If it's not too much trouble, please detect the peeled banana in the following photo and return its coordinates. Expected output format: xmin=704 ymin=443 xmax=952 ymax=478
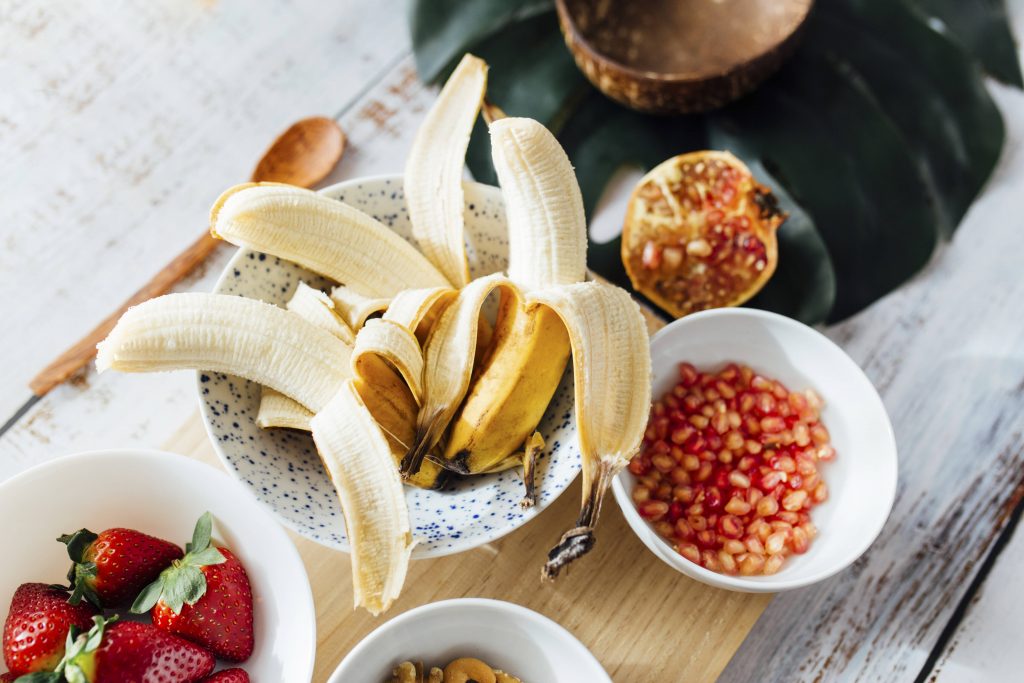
xmin=98 ymin=53 xmax=652 ymax=613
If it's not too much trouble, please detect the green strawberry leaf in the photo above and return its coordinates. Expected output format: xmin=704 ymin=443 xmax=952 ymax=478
xmin=14 ymin=673 xmax=63 ymax=683
xmin=410 ymin=0 xmax=554 ymax=83
xmin=131 ymin=577 xmax=164 ymax=614
xmin=189 ymin=512 xmax=214 ymax=554
xmin=63 ymin=667 xmax=86 ymax=683
xmin=908 ymin=0 xmax=1023 ymax=87
xmin=57 ymin=530 xmax=97 ymax=564
xmin=187 ymin=547 xmax=226 ymax=567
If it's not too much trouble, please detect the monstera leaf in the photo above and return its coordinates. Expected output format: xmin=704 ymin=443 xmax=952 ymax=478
xmin=410 ymin=0 xmax=1019 ymax=323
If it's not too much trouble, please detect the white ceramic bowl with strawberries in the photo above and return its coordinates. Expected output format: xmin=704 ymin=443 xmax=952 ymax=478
xmin=0 ymin=449 xmax=315 ymax=681
xmin=611 ymin=308 xmax=898 ymax=592
xmin=329 ymin=598 xmax=610 ymax=683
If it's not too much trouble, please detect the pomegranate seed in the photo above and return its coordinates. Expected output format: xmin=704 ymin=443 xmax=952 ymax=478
xmin=765 ymin=531 xmax=788 ymax=555
xmin=715 ymin=380 xmax=736 ymax=399
xmin=653 ymin=401 xmax=666 ymax=416
xmin=739 ymin=553 xmax=765 ymax=576
xmin=776 ymin=511 xmax=800 ymax=525
xmin=670 ymin=445 xmax=685 ymax=462
xmin=654 ymin=417 xmax=669 ymax=439
xmin=639 ymin=500 xmax=669 ymax=520
xmin=673 ymin=485 xmax=695 ymax=503
xmin=688 ymin=515 xmax=708 ymax=532
xmin=679 ymin=363 xmax=700 ymax=386
xmin=764 ymin=554 xmax=785 ymax=575
xmin=702 ymin=550 xmax=722 ymax=572
xmin=718 ymin=515 xmax=743 ymax=538
xmin=718 ymin=550 xmax=738 ymax=574
xmin=683 ymin=434 xmax=706 ymax=455
xmin=810 ymin=424 xmax=830 ymax=445
xmin=782 ymin=490 xmax=808 ymax=511
xmin=670 ymin=426 xmax=692 ymax=444
xmin=801 ymin=473 xmax=820 ymax=491
xmin=739 ymin=393 xmax=755 ymax=413
xmin=642 ymin=241 xmax=662 ymax=269
xmin=670 ymin=469 xmax=691 ymax=486
xmin=804 ymin=389 xmax=823 ymax=411
xmin=704 ymin=387 xmax=720 ymax=402
xmin=650 ymin=439 xmax=670 ymax=455
xmin=674 ymin=519 xmax=694 ymax=540
xmin=695 ymin=462 xmax=714 ymax=482
xmin=651 ymin=454 xmax=674 ymax=473
xmin=654 ymin=521 xmax=673 ymax=537
xmin=772 ymin=381 xmax=789 ymax=399
xmin=744 ymin=536 xmax=765 ymax=555
xmin=695 ymin=530 xmax=718 ymax=549
xmin=645 ymin=425 xmax=658 ymax=441
xmin=746 ymin=488 xmax=763 ymax=506
xmin=788 ymin=392 xmax=807 ymax=412
xmin=728 ymin=471 xmax=751 ymax=488
xmin=756 ymin=495 xmax=779 ymax=517
xmin=724 ymin=498 xmax=752 ymax=516
xmin=796 ymin=456 xmax=817 ymax=476
xmin=751 ymin=376 xmax=772 ymax=391
xmin=817 ymin=445 xmax=837 ymax=461
xmin=701 ymin=404 xmax=715 ymax=418
xmin=718 ymin=450 xmax=734 ymax=465
xmin=678 ymin=543 xmax=700 ymax=563
xmin=628 ymin=458 xmax=648 ymax=476
xmin=812 ymin=481 xmax=829 ymax=502
xmin=760 ymin=470 xmax=785 ymax=490
xmin=787 ymin=474 xmax=804 ymax=490
xmin=790 ymin=527 xmax=810 ymax=553
xmin=667 ymin=501 xmax=684 ymax=523
xmin=745 ymin=440 xmax=763 ymax=455
xmin=711 ymin=412 xmax=730 ymax=434
xmin=682 ymin=454 xmax=701 ymax=471
xmin=756 ymin=393 xmax=777 ymax=416
xmin=760 ymin=416 xmax=785 ymax=433
xmin=725 ymin=431 xmax=745 ymax=450
xmin=689 ymin=414 xmax=710 ymax=429
xmin=632 ymin=487 xmax=651 ymax=504
xmin=793 ymin=422 xmax=810 ymax=447
xmin=727 ymin=411 xmax=742 ymax=429
xmin=801 ymin=522 xmax=817 ymax=540
xmin=656 ymin=483 xmax=671 ymax=499
xmin=705 ymin=486 xmax=724 ymax=510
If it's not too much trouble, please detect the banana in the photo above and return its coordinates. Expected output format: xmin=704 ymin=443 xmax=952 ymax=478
xmin=211 ymin=182 xmax=451 ymax=298
xmin=530 ymin=282 xmax=650 ymax=579
xmin=311 ymin=381 xmax=414 ymax=615
xmin=257 ymin=388 xmax=313 ymax=430
xmin=437 ymin=117 xmax=585 ymax=480
xmin=96 ymin=292 xmax=350 ymax=413
xmin=330 ymin=285 xmax=389 ymax=331
xmin=404 ymin=54 xmax=487 ymax=287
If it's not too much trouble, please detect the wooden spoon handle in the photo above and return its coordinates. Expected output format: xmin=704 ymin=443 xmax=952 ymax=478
xmin=29 ymin=232 xmax=221 ymax=397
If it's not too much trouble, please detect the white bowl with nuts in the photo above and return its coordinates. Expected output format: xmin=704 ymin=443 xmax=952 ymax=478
xmin=329 ymin=598 xmax=610 ymax=683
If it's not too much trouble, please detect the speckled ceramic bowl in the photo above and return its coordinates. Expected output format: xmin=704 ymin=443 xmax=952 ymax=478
xmin=199 ymin=176 xmax=582 ymax=558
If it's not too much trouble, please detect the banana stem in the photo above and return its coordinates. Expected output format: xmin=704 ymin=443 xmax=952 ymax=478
xmin=542 ymin=461 xmax=613 ymax=580
xmin=400 ymin=413 xmax=441 ymax=478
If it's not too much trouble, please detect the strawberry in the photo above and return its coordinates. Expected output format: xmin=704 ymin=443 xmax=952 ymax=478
xmin=20 ymin=615 xmax=215 ymax=683
xmin=132 ymin=513 xmax=254 ymax=662
xmin=3 ymin=584 xmax=98 ymax=675
xmin=202 ymin=669 xmax=249 ymax=683
xmin=58 ymin=526 xmax=183 ymax=609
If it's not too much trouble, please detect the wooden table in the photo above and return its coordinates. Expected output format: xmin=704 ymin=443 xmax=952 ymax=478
xmin=2 ymin=2 xmax=1023 ymax=681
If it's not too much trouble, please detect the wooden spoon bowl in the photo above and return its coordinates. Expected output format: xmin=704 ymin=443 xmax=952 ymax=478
xmin=556 ymin=0 xmax=814 ymax=114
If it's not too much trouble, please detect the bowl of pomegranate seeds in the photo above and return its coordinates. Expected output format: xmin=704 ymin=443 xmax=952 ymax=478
xmin=612 ymin=308 xmax=897 ymax=592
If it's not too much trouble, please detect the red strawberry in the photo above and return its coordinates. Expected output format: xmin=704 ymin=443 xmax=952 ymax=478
xmin=202 ymin=669 xmax=249 ymax=683
xmin=58 ymin=526 xmax=183 ymax=608
xmin=49 ymin=616 xmax=215 ymax=683
xmin=3 ymin=583 xmax=98 ymax=675
xmin=132 ymin=513 xmax=254 ymax=662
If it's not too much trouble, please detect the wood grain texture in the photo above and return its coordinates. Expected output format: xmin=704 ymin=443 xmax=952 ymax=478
xmin=164 ymin=413 xmax=770 ymax=682
xmin=719 ymin=79 xmax=1024 ymax=682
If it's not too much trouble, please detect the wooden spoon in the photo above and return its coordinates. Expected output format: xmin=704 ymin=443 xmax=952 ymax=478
xmin=29 ymin=116 xmax=346 ymax=397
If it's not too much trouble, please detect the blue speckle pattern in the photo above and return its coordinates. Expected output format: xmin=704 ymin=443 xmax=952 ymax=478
xmin=200 ymin=177 xmax=582 ymax=558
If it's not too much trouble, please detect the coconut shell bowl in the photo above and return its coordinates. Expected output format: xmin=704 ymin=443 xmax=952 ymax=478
xmin=556 ymin=0 xmax=815 ymax=114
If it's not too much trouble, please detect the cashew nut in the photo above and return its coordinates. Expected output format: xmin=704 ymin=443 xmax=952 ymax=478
xmin=443 ymin=657 xmax=497 ymax=683
xmin=428 ymin=668 xmax=444 ymax=683
xmin=390 ymin=661 xmax=424 ymax=683
xmin=494 ymin=673 xmax=522 ymax=683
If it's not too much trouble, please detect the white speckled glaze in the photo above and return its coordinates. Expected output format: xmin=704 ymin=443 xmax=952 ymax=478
xmin=199 ymin=176 xmax=581 ymax=558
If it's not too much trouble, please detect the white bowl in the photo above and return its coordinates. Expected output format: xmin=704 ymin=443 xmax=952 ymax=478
xmin=0 ymin=449 xmax=315 ymax=681
xmin=200 ymin=176 xmax=582 ymax=558
xmin=611 ymin=308 xmax=898 ymax=592
xmin=329 ymin=598 xmax=610 ymax=683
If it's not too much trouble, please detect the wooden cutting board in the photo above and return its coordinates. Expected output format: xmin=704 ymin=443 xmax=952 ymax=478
xmin=164 ymin=401 xmax=770 ymax=682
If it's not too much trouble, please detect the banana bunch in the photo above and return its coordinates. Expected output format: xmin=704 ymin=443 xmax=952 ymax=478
xmin=95 ymin=53 xmax=650 ymax=614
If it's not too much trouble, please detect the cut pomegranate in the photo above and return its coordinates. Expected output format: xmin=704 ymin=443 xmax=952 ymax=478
xmin=622 ymin=151 xmax=786 ymax=318
xmin=630 ymin=362 xmax=835 ymax=577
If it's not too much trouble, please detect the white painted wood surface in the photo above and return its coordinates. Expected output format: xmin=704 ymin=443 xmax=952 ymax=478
xmin=2 ymin=2 xmax=1023 ymax=682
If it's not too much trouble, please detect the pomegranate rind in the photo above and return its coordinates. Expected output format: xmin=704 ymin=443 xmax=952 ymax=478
xmin=621 ymin=151 xmax=785 ymax=318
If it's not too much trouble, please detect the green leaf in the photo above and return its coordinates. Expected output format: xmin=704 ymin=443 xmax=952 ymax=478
xmin=708 ymin=51 xmax=939 ymax=321
xmin=130 ymin=578 xmax=164 ymax=614
xmin=810 ymin=0 xmax=1005 ymax=234
xmin=908 ymin=0 xmax=1023 ymax=87
xmin=410 ymin=0 xmax=554 ymax=82
xmin=64 ymin=666 xmax=86 ymax=683
xmin=58 ymin=529 xmax=97 ymax=564
xmin=741 ymin=161 xmax=836 ymax=325
xmin=187 ymin=546 xmax=226 ymax=567
xmin=178 ymin=566 xmax=207 ymax=607
xmin=189 ymin=512 xmax=214 ymax=554
xmin=15 ymin=672 xmax=63 ymax=683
